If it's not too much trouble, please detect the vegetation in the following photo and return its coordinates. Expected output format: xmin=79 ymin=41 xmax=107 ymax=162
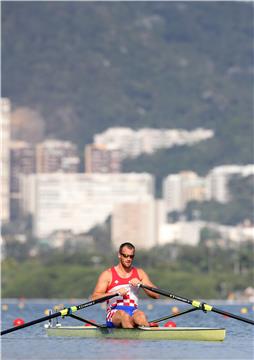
xmin=2 ymin=240 xmax=253 ymax=299
xmin=2 ymin=174 xmax=253 ymax=299
xmin=1 ymin=3 xmax=253 ymax=300
xmin=2 ymin=2 xmax=253 ymax=171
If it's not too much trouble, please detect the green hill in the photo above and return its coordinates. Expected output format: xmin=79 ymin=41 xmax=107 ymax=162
xmin=2 ymin=2 xmax=253 ymax=166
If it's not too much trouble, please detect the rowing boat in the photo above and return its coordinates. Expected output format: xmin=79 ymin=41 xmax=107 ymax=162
xmin=46 ymin=325 xmax=226 ymax=341
xmin=2 ymin=286 xmax=253 ymax=338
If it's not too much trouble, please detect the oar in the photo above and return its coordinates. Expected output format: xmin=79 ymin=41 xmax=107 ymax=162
xmin=1 ymin=293 xmax=118 ymax=336
xmin=69 ymin=314 xmax=106 ymax=328
xmin=140 ymin=284 xmax=254 ymax=325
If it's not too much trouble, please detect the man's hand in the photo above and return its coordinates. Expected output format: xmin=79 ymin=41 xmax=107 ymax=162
xmin=116 ymin=287 xmax=129 ymax=296
xmin=129 ymin=278 xmax=142 ymax=287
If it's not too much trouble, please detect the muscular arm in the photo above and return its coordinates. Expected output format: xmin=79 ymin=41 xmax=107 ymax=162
xmin=92 ymin=269 xmax=129 ymax=300
xmin=91 ymin=270 xmax=113 ymax=300
xmin=137 ymin=269 xmax=160 ymax=299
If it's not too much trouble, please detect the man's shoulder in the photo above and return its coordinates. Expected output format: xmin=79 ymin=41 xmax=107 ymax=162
xmin=135 ymin=266 xmax=144 ymax=271
xmin=100 ymin=267 xmax=113 ymax=279
xmin=106 ymin=267 xmax=113 ymax=274
xmin=135 ymin=267 xmax=146 ymax=276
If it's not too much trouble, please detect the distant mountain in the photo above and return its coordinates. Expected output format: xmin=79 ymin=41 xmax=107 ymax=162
xmin=2 ymin=2 xmax=253 ymax=171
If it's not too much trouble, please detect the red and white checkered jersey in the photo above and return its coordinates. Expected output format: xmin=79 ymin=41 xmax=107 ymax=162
xmin=106 ymin=266 xmax=141 ymax=311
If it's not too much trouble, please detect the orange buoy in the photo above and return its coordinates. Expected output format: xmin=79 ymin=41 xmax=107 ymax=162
xmin=240 ymin=307 xmax=248 ymax=314
xmin=54 ymin=304 xmax=64 ymax=311
xmin=171 ymin=306 xmax=179 ymax=315
xmin=13 ymin=318 xmax=25 ymax=326
xmin=164 ymin=321 xmax=176 ymax=327
xmin=147 ymin=303 xmax=154 ymax=310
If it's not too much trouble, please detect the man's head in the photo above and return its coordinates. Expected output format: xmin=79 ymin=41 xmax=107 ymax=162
xmin=119 ymin=242 xmax=135 ymax=254
xmin=118 ymin=242 xmax=135 ymax=268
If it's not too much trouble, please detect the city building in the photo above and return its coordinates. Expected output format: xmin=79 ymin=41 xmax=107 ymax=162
xmin=163 ymin=171 xmax=206 ymax=212
xmin=94 ymin=127 xmax=141 ymax=158
xmin=0 ymin=98 xmax=11 ymax=223
xmin=47 ymin=230 xmax=94 ymax=249
xmin=85 ymin=144 xmax=122 ymax=173
xmin=10 ymin=141 xmax=36 ymax=219
xmin=112 ymin=198 xmax=166 ymax=250
xmin=159 ymin=221 xmax=204 ymax=246
xmin=36 ymin=139 xmax=80 ymax=173
xmin=206 ymin=165 xmax=254 ymax=203
xmin=94 ymin=127 xmax=214 ymax=159
xmin=197 ymin=221 xmax=254 ymax=244
xmin=20 ymin=173 xmax=154 ymax=238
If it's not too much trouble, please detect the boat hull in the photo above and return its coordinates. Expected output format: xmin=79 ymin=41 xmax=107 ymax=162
xmin=46 ymin=326 xmax=226 ymax=341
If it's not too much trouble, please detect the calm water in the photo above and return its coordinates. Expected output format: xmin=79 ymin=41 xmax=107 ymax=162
xmin=1 ymin=299 xmax=253 ymax=360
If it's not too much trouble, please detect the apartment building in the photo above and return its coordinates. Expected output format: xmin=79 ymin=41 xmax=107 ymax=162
xmin=94 ymin=127 xmax=214 ymax=159
xmin=163 ymin=171 xmax=206 ymax=212
xmin=10 ymin=141 xmax=36 ymax=219
xmin=112 ymin=199 xmax=166 ymax=250
xmin=20 ymin=173 xmax=154 ymax=238
xmin=85 ymin=144 xmax=122 ymax=173
xmin=206 ymin=165 xmax=254 ymax=203
xmin=0 ymin=98 xmax=11 ymax=223
xmin=36 ymin=139 xmax=80 ymax=173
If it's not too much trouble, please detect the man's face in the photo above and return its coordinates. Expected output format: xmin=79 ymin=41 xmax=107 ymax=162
xmin=119 ymin=246 xmax=135 ymax=268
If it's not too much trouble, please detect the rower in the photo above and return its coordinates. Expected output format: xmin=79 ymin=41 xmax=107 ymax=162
xmin=91 ymin=242 xmax=159 ymax=328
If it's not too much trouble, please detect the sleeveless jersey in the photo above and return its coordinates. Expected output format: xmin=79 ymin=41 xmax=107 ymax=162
xmin=106 ymin=266 xmax=141 ymax=311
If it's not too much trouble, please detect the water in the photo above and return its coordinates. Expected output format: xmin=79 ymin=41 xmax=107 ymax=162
xmin=1 ymin=299 xmax=253 ymax=360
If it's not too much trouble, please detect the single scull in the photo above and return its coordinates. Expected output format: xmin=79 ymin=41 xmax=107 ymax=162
xmin=45 ymin=324 xmax=226 ymax=341
xmin=1 ymin=285 xmax=253 ymax=339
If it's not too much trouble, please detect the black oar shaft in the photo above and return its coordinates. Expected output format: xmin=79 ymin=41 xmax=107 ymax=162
xmin=140 ymin=284 xmax=254 ymax=326
xmin=69 ymin=314 xmax=105 ymax=328
xmin=1 ymin=293 xmax=117 ymax=336
xmin=1 ymin=313 xmax=60 ymax=335
xmin=212 ymin=307 xmax=254 ymax=325
xmin=161 ymin=289 xmax=192 ymax=305
xmin=150 ymin=307 xmax=198 ymax=324
xmin=141 ymin=284 xmax=192 ymax=305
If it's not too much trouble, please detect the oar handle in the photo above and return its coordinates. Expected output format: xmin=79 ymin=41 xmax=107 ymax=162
xmin=76 ymin=293 xmax=117 ymax=310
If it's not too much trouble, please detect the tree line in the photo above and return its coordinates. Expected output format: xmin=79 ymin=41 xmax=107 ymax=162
xmin=2 ymin=239 xmax=253 ymax=299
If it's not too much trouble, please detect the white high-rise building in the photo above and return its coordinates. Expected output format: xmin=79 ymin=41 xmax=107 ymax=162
xmin=10 ymin=141 xmax=36 ymax=219
xmin=159 ymin=221 xmax=204 ymax=246
xmin=20 ymin=173 xmax=154 ymax=238
xmin=206 ymin=165 xmax=254 ymax=203
xmin=163 ymin=171 xmax=206 ymax=212
xmin=0 ymin=98 xmax=11 ymax=223
xmin=112 ymin=199 xmax=166 ymax=250
xmin=163 ymin=174 xmax=183 ymax=212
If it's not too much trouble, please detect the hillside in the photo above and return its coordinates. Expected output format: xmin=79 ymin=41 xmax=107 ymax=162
xmin=2 ymin=2 xmax=253 ymax=167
